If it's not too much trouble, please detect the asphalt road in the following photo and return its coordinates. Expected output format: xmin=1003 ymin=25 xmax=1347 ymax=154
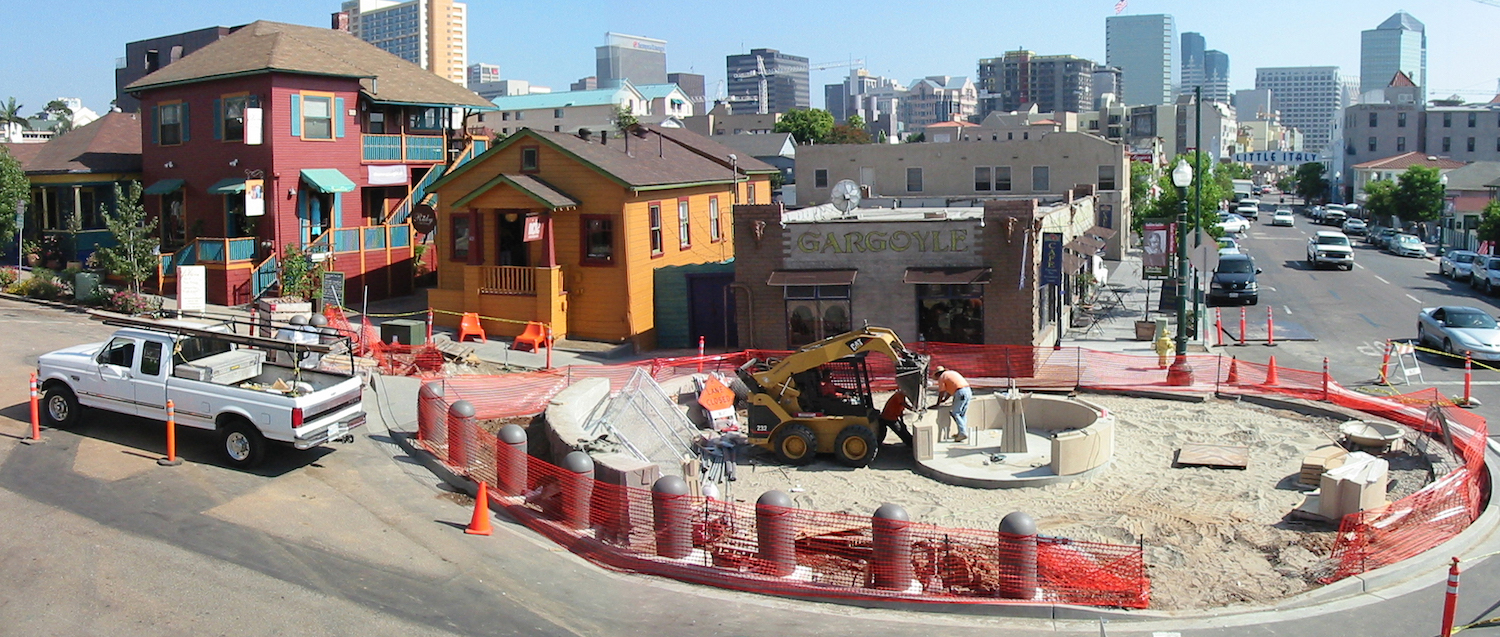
xmin=1213 ymin=209 xmax=1500 ymax=437
xmin=1 ymin=298 xmax=1496 ymax=637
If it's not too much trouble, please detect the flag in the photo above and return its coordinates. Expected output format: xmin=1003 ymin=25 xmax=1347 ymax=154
xmin=1115 ymin=0 xmax=1127 ymax=13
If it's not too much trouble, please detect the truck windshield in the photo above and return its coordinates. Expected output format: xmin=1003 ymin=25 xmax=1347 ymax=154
xmin=1317 ymin=236 xmax=1349 ymax=246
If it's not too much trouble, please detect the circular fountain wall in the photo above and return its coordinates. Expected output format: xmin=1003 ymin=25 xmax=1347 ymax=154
xmin=914 ymin=391 xmax=1115 ymax=488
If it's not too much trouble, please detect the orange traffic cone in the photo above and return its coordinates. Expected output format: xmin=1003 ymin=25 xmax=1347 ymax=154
xmin=1264 ymin=355 xmax=1280 ymax=386
xmin=1226 ymin=357 xmax=1240 ymax=385
xmin=465 ymin=481 xmax=493 ymax=536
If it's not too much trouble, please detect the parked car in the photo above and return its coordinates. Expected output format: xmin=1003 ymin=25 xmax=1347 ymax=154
xmin=1306 ymin=231 xmax=1354 ymax=270
xmin=1322 ymin=210 xmax=1348 ymax=227
xmin=1388 ymin=233 xmax=1427 ymax=258
xmin=1208 ymin=253 xmax=1261 ymax=306
xmin=1217 ymin=213 xmax=1250 ymax=234
xmin=1471 ymin=256 xmax=1500 ymax=292
xmin=1272 ymin=210 xmax=1295 ymax=227
xmin=1417 ymin=306 xmax=1500 ymax=359
xmin=1440 ymin=250 xmax=1480 ymax=280
xmin=1217 ymin=236 xmax=1242 ymax=255
xmin=1341 ymin=218 xmax=1368 ymax=236
xmin=1370 ymin=227 xmax=1399 ymax=248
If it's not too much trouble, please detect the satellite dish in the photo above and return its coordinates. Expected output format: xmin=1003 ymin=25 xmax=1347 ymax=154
xmin=830 ymin=179 xmax=861 ymax=213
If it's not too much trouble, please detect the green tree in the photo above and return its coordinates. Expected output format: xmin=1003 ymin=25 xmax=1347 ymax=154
xmin=824 ymin=123 xmax=871 ymax=144
xmin=279 ymin=243 xmax=325 ymax=301
xmin=1293 ymin=162 xmax=1327 ymax=203
xmin=610 ymin=104 xmax=638 ymax=134
xmin=1393 ymin=165 xmax=1445 ymax=223
xmin=93 ymin=182 xmax=158 ymax=294
xmin=1364 ymin=179 xmax=1398 ymax=225
xmin=1129 ymin=161 xmax=1157 ymax=223
xmin=0 ymin=97 xmax=27 ymax=130
xmin=41 ymin=99 xmax=73 ymax=134
xmin=774 ymin=108 xmax=834 ymax=144
xmin=0 ymin=147 xmax=26 ymax=247
xmin=846 ymin=114 xmax=866 ymax=131
xmin=1477 ymin=199 xmax=1500 ymax=246
xmin=904 ymin=132 xmax=925 ymax=143
xmin=1130 ymin=153 xmax=1227 ymax=238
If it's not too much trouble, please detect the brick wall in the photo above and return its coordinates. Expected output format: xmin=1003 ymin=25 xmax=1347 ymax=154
xmin=731 ymin=204 xmax=786 ymax=350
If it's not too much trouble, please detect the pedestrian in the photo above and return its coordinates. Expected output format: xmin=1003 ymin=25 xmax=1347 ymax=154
xmin=931 ymin=365 xmax=972 ymax=443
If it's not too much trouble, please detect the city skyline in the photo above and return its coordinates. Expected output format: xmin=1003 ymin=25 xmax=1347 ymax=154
xmin=4 ymin=0 xmax=1500 ymax=118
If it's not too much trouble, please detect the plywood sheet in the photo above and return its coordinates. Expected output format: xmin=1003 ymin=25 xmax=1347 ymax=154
xmin=1176 ymin=443 xmax=1250 ymax=469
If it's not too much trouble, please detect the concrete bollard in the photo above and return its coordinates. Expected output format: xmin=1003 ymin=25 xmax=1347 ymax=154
xmin=651 ymin=475 xmax=692 ymax=559
xmin=446 ymin=400 xmax=475 ymax=469
xmin=871 ymin=503 xmax=914 ymax=591
xmin=417 ymin=382 xmax=446 ymax=442
xmin=998 ymin=511 xmax=1039 ymax=600
xmin=756 ymin=490 xmax=796 ymax=577
xmin=496 ymin=424 xmax=528 ymax=496
xmin=561 ymin=451 xmax=595 ymax=531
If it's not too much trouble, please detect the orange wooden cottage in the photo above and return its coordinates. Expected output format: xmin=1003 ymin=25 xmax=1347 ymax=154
xmin=427 ymin=125 xmax=776 ymax=350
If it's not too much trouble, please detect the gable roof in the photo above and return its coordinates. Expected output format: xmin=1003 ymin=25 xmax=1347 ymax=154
xmin=125 ymin=20 xmax=491 ymax=109
xmin=636 ymin=84 xmax=685 ymax=100
xmin=713 ymin=132 xmax=794 ymax=159
xmin=1441 ymin=161 xmax=1500 ymax=191
xmin=433 ymin=125 xmax=776 ymax=195
xmin=1353 ymin=151 xmax=1467 ymax=171
xmin=1388 ymin=71 xmax=1417 ymax=88
xmin=20 ymin=111 xmax=141 ymax=175
xmin=489 ymin=84 xmax=641 ymax=111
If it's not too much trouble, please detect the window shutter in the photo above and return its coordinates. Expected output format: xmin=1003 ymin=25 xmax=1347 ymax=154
xmin=180 ymin=103 xmax=190 ymax=142
xmin=151 ymin=105 xmax=159 ymax=145
xmin=334 ymin=97 xmax=345 ymax=137
xmin=212 ymin=99 xmax=222 ymax=140
xmin=290 ymin=94 xmax=302 ymax=137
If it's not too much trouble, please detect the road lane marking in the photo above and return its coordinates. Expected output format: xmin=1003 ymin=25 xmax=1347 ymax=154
xmin=1329 ymin=289 xmax=1340 ymax=299
xmin=1284 ymin=305 xmax=1293 ymax=315
xmin=1355 ymin=263 xmax=1365 ymax=269
xmin=1358 ymin=313 xmax=1379 ymax=327
xmin=1374 ymin=275 xmax=1391 ymax=284
xmin=1406 ymin=294 xmax=1422 ymax=303
xmin=1425 ymin=380 xmax=1500 ymax=386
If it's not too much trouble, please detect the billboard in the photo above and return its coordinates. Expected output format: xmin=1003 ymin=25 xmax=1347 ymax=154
xmin=1142 ymin=220 xmax=1175 ymax=280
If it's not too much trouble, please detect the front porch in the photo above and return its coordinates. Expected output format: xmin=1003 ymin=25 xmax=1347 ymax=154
xmin=429 ymin=264 xmax=567 ymax=339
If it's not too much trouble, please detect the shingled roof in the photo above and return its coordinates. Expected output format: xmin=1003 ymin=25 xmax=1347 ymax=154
xmin=18 ymin=111 xmax=142 ymax=175
xmin=125 ymin=20 xmax=491 ymax=109
xmin=437 ymin=125 xmax=776 ymax=193
xmin=1353 ymin=151 xmax=1467 ymax=171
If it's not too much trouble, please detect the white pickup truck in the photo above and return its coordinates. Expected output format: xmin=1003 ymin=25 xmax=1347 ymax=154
xmin=36 ymin=314 xmax=366 ymax=468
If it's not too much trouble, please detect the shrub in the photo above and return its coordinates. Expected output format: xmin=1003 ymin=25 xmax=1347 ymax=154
xmin=103 ymin=290 xmax=160 ymax=315
xmin=12 ymin=275 xmax=63 ymax=300
xmin=0 ymin=267 xmax=17 ymax=289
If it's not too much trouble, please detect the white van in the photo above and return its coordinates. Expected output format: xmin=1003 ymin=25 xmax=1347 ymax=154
xmin=1235 ymin=200 xmax=1260 ymax=220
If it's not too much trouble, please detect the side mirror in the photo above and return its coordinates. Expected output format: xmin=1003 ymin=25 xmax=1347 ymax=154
xmin=1255 ymin=268 xmax=1264 ymax=274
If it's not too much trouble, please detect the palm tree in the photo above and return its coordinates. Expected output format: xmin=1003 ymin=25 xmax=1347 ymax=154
xmin=1 ymin=97 xmax=29 ymax=130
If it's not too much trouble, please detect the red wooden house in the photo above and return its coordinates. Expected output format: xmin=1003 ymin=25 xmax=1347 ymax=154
xmin=126 ymin=20 xmax=492 ymax=305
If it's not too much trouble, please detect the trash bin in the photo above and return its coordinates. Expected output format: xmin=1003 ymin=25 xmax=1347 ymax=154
xmin=74 ymin=272 xmax=101 ymax=302
xmin=380 ymin=319 xmax=426 ymax=346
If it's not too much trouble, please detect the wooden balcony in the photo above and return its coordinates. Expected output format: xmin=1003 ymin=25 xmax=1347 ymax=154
xmin=362 ymin=134 xmax=447 ymax=163
xmin=479 ymin=265 xmax=538 ymax=296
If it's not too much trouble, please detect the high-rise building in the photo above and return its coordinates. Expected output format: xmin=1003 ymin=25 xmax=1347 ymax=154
xmin=1106 ymin=14 xmax=1177 ymax=106
xmin=726 ymin=48 xmax=810 ymax=114
xmin=596 ymin=32 xmax=667 ymax=88
xmin=1255 ymin=66 xmax=1358 ymax=155
xmin=1360 ymin=11 xmax=1426 ymax=104
xmin=977 ymin=50 xmax=1095 ymax=117
xmin=668 ymin=72 xmax=706 ymax=112
xmin=467 ymin=62 xmax=499 ymax=87
xmin=1233 ymin=88 xmax=1277 ymax=121
xmin=340 ymin=0 xmax=468 ymax=84
xmin=571 ymin=76 xmax=598 ymax=92
xmin=1203 ymin=50 xmax=1230 ymax=103
xmin=1092 ymin=66 xmax=1123 ymax=109
xmin=901 ymin=76 xmax=978 ymax=129
xmin=1180 ymin=32 xmax=1205 ymax=96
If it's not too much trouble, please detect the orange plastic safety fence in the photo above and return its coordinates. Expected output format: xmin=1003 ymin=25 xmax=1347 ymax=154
xmin=411 ymin=345 xmax=1488 ymax=601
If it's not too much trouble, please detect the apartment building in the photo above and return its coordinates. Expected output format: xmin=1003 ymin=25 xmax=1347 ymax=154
xmin=902 ymin=76 xmax=978 ymax=129
xmin=977 ymin=50 xmax=1096 ymax=117
xmin=1106 ymin=14 xmax=1176 ymax=106
xmin=1255 ymin=66 xmax=1358 ymax=156
xmin=340 ymin=0 xmax=467 ymax=84
xmin=726 ymin=48 xmax=810 ymax=115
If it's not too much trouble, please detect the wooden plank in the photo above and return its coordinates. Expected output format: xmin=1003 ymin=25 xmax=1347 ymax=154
xmin=1175 ymin=443 xmax=1250 ymax=469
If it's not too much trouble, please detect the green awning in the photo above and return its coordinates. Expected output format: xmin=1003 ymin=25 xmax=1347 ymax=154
xmin=301 ymin=169 xmax=357 ymax=194
xmin=208 ymin=177 xmax=246 ymax=195
xmin=142 ymin=178 xmax=184 ymax=195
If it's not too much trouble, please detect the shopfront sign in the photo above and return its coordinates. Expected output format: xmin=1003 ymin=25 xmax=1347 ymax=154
xmin=1142 ymin=219 xmax=1174 ymax=280
xmin=245 ymin=179 xmax=265 ymax=217
xmin=524 ymin=214 xmax=543 ymax=242
xmin=795 ymin=228 xmax=971 ymax=254
xmin=1040 ymin=233 xmax=1063 ymax=285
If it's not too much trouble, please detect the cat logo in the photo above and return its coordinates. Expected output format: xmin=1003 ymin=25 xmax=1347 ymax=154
xmin=846 ymin=337 xmax=867 ymax=352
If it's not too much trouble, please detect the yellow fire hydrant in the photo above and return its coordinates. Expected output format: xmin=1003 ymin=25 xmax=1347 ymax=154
xmin=1153 ymin=333 xmax=1175 ymax=369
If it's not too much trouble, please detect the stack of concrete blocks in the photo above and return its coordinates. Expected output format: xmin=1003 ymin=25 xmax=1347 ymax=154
xmin=1300 ymin=445 xmax=1350 ymax=487
xmin=1318 ymin=452 xmax=1389 ymax=520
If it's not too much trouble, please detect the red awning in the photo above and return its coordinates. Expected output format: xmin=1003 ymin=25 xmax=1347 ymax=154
xmin=766 ymin=270 xmax=858 ymax=286
xmin=902 ymin=267 xmax=993 ymax=284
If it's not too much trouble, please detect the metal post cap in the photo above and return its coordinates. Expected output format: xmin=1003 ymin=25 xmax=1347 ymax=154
xmin=999 ymin=511 xmax=1037 ymax=536
xmin=562 ymin=450 xmax=594 ymax=474
xmin=757 ymin=490 xmax=793 ymax=508
xmin=652 ymin=475 xmax=689 ymax=495
xmin=309 ymin=314 xmax=328 ymax=327
xmin=419 ymin=382 xmax=445 ymax=398
xmin=498 ymin=424 xmax=527 ymax=445
xmin=448 ymin=400 xmax=475 ymax=418
xmin=873 ymin=503 xmax=909 ymax=521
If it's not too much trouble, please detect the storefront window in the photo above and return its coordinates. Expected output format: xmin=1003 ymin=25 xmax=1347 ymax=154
xmin=785 ymin=285 xmax=851 ymax=347
xmin=916 ymin=284 xmax=984 ymax=344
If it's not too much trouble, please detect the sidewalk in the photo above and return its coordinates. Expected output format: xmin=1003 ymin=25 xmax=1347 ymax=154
xmin=1064 ymin=251 xmax=1199 ymax=354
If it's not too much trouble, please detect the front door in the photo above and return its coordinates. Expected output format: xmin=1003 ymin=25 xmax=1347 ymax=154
xmin=130 ymin=339 xmax=169 ymax=419
xmin=495 ymin=212 xmax=530 ymax=267
xmin=83 ymin=336 xmax=140 ymax=415
xmin=687 ymin=273 xmax=736 ymax=348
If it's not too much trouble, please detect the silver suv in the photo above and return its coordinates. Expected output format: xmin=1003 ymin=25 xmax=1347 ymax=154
xmin=1306 ymin=231 xmax=1354 ymax=270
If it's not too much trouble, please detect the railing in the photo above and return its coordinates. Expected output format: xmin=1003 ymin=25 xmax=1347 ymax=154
xmin=307 ymin=229 xmax=332 ymax=257
xmin=160 ymin=241 xmax=198 ymax=278
xmin=252 ymin=254 xmax=278 ymax=298
xmin=363 ymin=227 xmax=386 ymax=250
xmin=313 ymin=224 xmax=414 ymax=255
xmin=478 ymin=265 xmax=537 ymax=295
xmin=192 ymin=237 xmax=257 ymax=263
xmin=362 ymin=133 xmax=449 ymax=162
xmin=390 ymin=225 xmax=411 ymax=248
xmin=333 ymin=228 xmax=361 ymax=253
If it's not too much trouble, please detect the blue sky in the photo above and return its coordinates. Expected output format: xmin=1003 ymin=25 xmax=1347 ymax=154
xmin=4 ymin=0 xmax=1499 ymax=117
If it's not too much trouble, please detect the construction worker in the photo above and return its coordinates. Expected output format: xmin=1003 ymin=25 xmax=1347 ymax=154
xmin=931 ymin=366 xmax=972 ymax=442
xmin=879 ymin=390 xmax=913 ymax=432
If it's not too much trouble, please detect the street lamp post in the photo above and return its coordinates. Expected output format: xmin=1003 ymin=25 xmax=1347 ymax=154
xmin=1168 ymin=159 xmax=1195 ymax=386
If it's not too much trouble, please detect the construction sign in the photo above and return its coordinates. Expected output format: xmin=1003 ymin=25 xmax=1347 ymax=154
xmin=698 ymin=376 xmax=738 ymax=428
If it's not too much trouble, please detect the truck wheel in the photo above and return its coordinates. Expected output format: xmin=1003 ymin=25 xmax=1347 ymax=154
xmin=771 ymin=423 xmax=817 ymax=466
xmin=220 ymin=419 xmax=267 ymax=469
xmin=834 ymin=425 xmax=878 ymax=468
xmin=42 ymin=384 xmax=81 ymax=429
